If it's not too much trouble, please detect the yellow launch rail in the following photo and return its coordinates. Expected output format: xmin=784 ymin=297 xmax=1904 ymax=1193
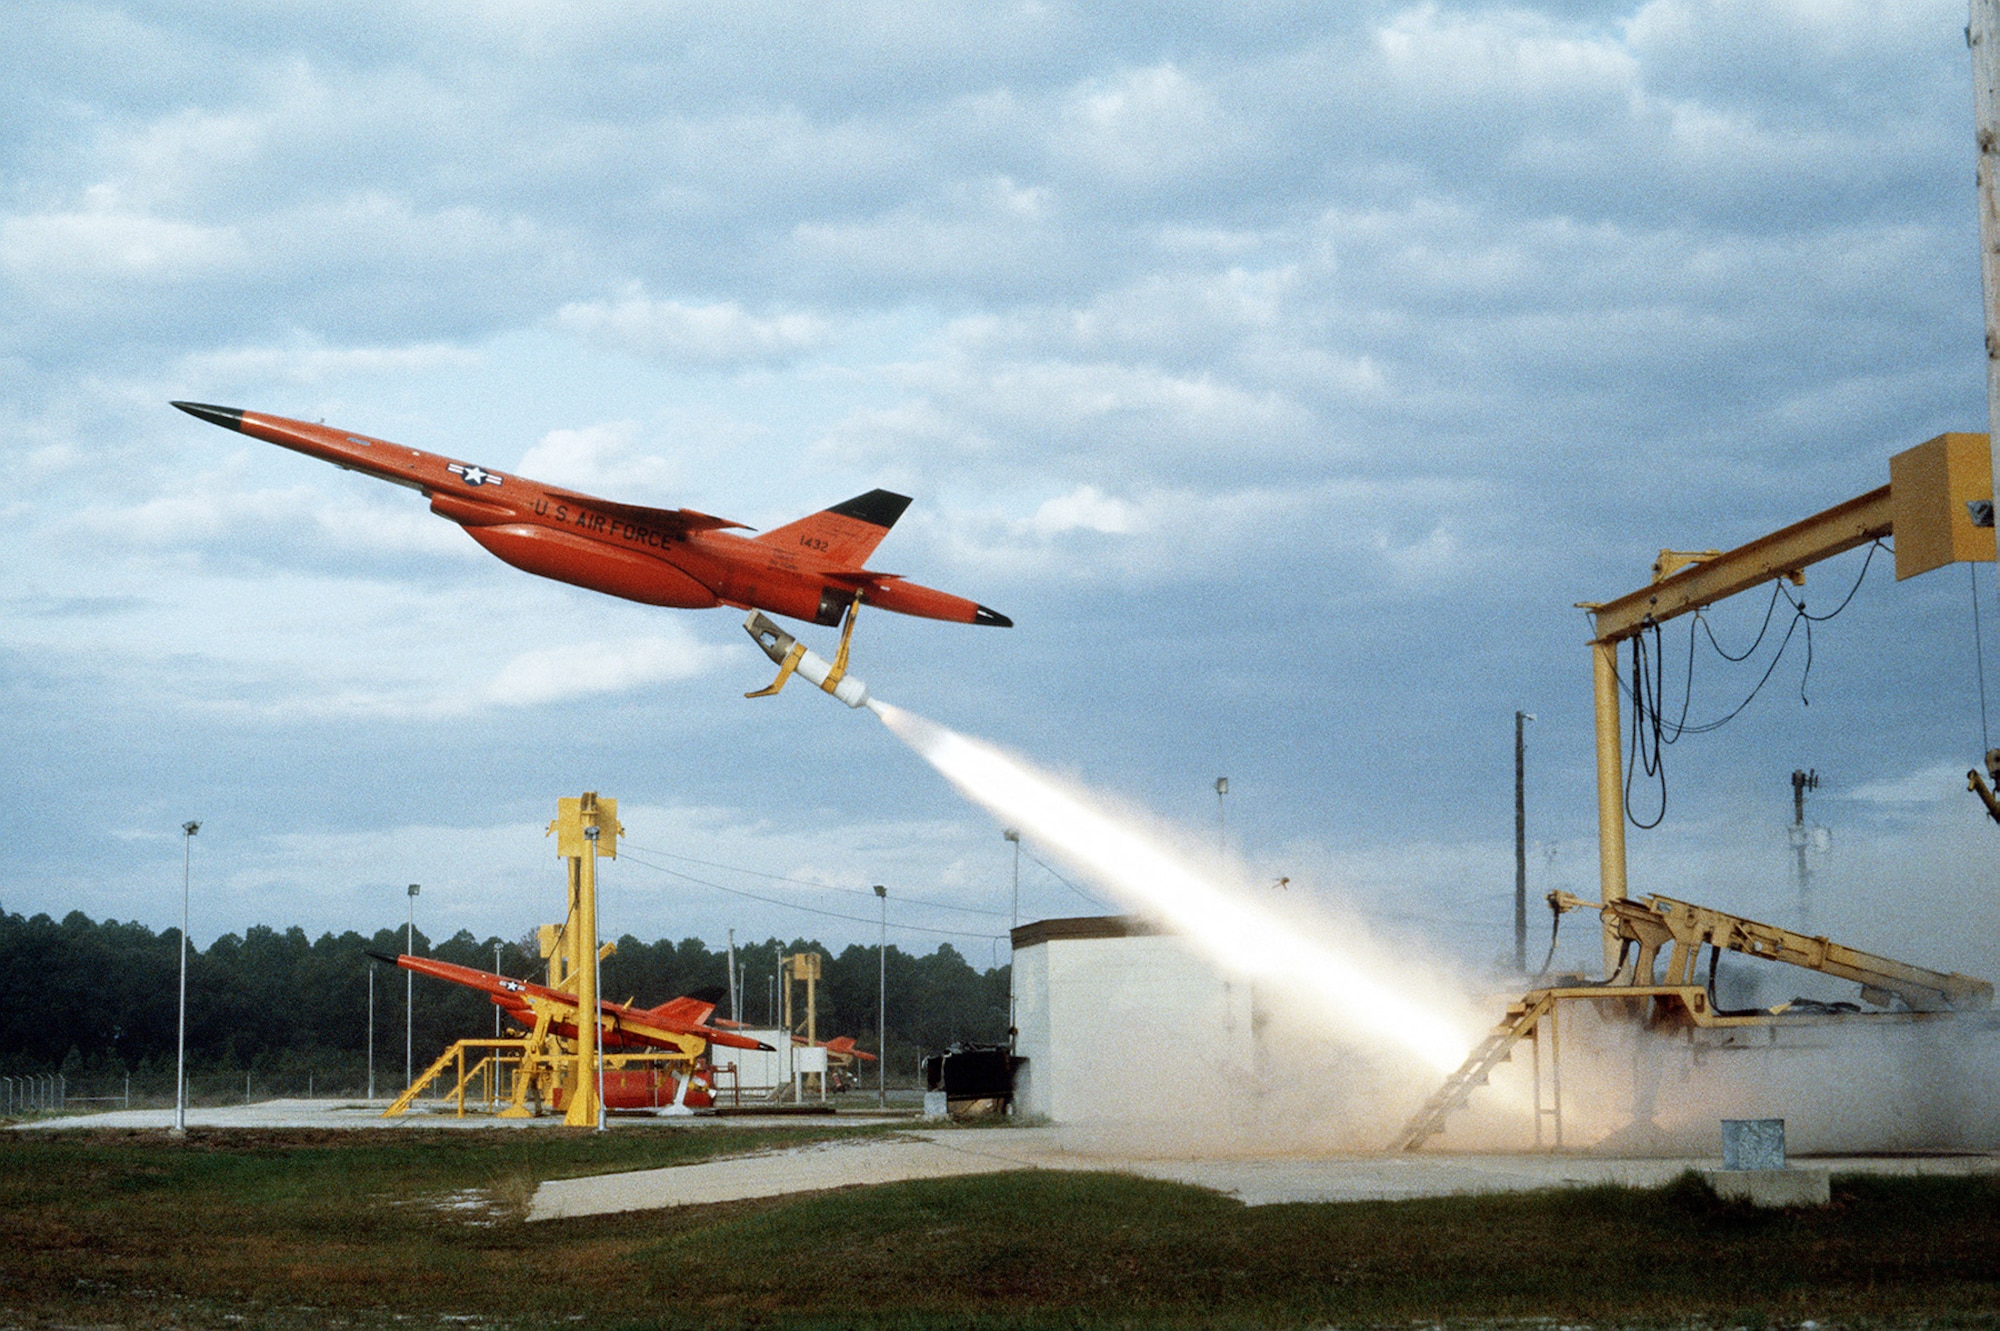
xmin=1393 ymin=893 xmax=1993 ymax=1150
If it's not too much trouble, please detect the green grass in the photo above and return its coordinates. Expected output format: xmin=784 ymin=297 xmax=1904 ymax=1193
xmin=1 ymin=1127 xmax=1997 ymax=1329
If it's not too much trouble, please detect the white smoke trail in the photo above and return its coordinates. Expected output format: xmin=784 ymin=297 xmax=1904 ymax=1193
xmin=869 ymin=700 xmax=1479 ymax=1075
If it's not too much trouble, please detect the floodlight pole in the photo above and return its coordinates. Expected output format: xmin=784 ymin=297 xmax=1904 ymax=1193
xmin=493 ymin=941 xmax=503 ymax=1038
xmin=874 ymin=885 xmax=887 ymax=1109
xmin=405 ymin=884 xmax=419 ymax=1086
xmin=173 ymin=820 xmax=199 ymax=1136
xmin=1003 ymin=829 xmax=1020 ymax=1051
xmin=1515 ymin=712 xmax=1535 ymax=973
xmin=366 ymin=964 xmax=374 ymax=1102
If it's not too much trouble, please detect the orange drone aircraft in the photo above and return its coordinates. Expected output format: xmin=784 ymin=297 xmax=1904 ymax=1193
xmin=172 ymin=402 xmax=1009 ymax=689
xmin=373 ymin=951 xmax=773 ymax=1055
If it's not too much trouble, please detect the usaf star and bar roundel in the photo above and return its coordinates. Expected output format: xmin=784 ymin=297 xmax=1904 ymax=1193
xmin=447 ymin=462 xmax=502 ymax=487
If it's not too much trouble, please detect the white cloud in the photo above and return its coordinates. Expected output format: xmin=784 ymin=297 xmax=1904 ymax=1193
xmin=178 ymin=338 xmax=482 ymax=385
xmin=1055 ymin=63 xmax=1253 ymax=187
xmin=514 ymin=421 xmax=680 ymax=496
xmin=555 ymin=293 xmax=832 ymax=365
xmin=1843 ymin=762 xmax=1972 ymax=806
xmin=484 ymin=634 xmax=739 ymax=706
xmin=1030 ymin=485 xmax=1137 ymax=536
xmin=0 ymin=209 xmax=248 ymax=284
xmin=1373 ymin=6 xmax=1637 ymax=101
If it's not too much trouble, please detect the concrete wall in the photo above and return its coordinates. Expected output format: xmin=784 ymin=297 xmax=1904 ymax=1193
xmin=708 ymin=1027 xmax=791 ymax=1095
xmin=1013 ymin=928 xmax=1257 ymax=1126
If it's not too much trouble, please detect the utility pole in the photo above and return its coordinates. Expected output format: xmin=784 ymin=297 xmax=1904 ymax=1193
xmin=493 ymin=940 xmax=502 ymax=1039
xmin=1003 ymin=829 xmax=1020 ymax=1051
xmin=173 ymin=820 xmax=199 ymax=1136
xmin=1973 ymin=1 xmax=2000 ymax=593
xmin=1790 ymin=769 xmax=1821 ymax=931
xmin=366 ymin=963 xmax=374 ymax=1102
xmin=727 ymin=928 xmax=738 ymax=1024
xmin=1515 ymin=712 xmax=1535 ymax=972
xmin=405 ymin=883 xmax=419 ymax=1087
xmin=874 ymin=885 xmax=887 ymax=1110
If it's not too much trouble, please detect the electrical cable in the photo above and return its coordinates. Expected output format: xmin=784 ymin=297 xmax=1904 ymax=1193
xmin=1973 ymin=562 xmax=1993 ymax=757
xmin=616 ymin=849 xmax=1005 ymax=941
xmin=1697 ymin=582 xmax=1785 ymax=662
xmin=619 ymin=841 xmax=1014 ymax=919
xmin=1531 ymin=898 xmax=1563 ymax=980
xmin=1019 ymin=846 xmax=1110 ymax=908
xmin=1620 ymin=540 xmax=1885 ymax=829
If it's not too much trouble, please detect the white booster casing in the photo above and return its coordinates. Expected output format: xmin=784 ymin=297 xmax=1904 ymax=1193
xmin=743 ymin=611 xmax=871 ymax=707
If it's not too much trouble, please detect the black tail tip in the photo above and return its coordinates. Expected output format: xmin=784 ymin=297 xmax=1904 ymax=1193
xmin=172 ymin=401 xmax=246 ymax=432
xmin=973 ymin=605 xmax=1012 ymax=628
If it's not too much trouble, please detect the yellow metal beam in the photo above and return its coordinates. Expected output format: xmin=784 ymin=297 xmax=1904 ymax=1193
xmin=1582 ymin=485 xmax=1892 ymax=646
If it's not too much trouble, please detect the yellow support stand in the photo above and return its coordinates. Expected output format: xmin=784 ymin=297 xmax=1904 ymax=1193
xmin=382 ymin=1038 xmax=532 ymax=1118
xmin=380 ymin=791 xmax=634 ymax=1123
xmin=549 ymin=793 xmax=620 ymax=1127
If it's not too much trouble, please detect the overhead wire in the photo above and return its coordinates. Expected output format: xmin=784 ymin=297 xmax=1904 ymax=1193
xmin=621 ymin=840 xmax=1013 ymax=919
xmin=615 ymin=847 xmax=1006 ymax=942
xmin=1621 ymin=539 xmax=1886 ymax=830
xmin=1019 ymin=845 xmax=1110 ymax=908
xmin=616 ymin=835 xmax=1128 ymax=939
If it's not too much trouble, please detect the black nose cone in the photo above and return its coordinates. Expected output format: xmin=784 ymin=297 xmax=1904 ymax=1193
xmin=171 ymin=401 xmax=246 ymax=432
xmin=973 ymin=605 xmax=1013 ymax=628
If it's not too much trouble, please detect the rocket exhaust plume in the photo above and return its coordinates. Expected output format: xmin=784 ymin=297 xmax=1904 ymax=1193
xmin=868 ymin=700 xmax=1479 ymax=1075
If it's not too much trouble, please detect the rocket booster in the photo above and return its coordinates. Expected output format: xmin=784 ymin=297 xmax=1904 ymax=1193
xmin=744 ymin=611 xmax=869 ymax=707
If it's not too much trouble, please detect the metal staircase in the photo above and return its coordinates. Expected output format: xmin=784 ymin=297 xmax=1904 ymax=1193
xmin=1391 ymin=988 xmax=1554 ymax=1151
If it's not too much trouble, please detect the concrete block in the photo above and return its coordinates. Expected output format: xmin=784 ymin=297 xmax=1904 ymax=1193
xmin=1722 ymin=1118 xmax=1786 ymax=1170
xmin=1703 ymin=1168 xmax=1830 ymax=1208
xmin=921 ymin=1090 xmax=948 ymax=1120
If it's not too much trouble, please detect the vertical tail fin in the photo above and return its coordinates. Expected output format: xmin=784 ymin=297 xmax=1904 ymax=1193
xmin=755 ymin=489 xmax=912 ymax=566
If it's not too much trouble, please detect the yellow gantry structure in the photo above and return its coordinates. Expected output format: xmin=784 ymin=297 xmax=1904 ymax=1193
xmin=546 ymin=793 xmax=621 ymax=1126
xmin=1397 ymin=433 xmax=1999 ymax=1150
xmin=383 ymin=791 xmax=628 ymax=1122
xmin=1578 ymin=433 xmax=1995 ymax=947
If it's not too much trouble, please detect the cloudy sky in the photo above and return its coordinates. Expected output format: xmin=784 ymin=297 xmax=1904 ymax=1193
xmin=5 ymin=0 xmax=1998 ymax=982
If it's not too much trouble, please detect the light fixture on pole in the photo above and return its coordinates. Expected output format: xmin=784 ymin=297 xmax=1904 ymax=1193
xmin=874 ymin=885 xmax=887 ymax=1110
xmin=173 ymin=820 xmax=199 ymax=1136
xmin=1214 ymin=777 xmax=1229 ymax=856
xmin=1002 ymin=829 xmax=1020 ymax=933
xmin=405 ymin=884 xmax=419 ymax=1087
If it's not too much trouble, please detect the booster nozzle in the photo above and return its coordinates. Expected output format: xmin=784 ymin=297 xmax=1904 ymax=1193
xmin=743 ymin=611 xmax=870 ymax=708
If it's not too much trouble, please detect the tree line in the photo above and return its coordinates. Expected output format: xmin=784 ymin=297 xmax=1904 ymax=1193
xmin=0 ymin=904 xmax=1009 ymax=1095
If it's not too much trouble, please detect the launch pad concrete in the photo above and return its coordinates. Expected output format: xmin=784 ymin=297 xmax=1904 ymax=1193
xmin=524 ymin=1127 xmax=1997 ymax=1220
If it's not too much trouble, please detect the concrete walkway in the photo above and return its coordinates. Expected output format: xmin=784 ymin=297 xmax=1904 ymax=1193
xmin=21 ymin=1101 xmax=1992 ymax=1221
xmin=525 ymin=1126 xmax=2000 ymax=1220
